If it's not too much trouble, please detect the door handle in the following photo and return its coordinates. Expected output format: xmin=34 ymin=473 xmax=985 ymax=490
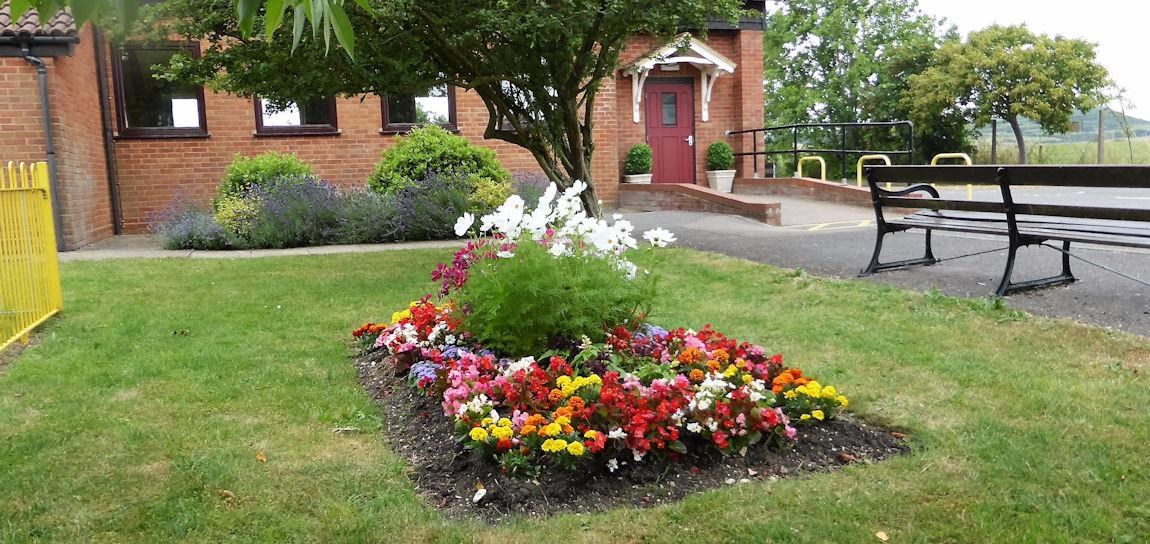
xmin=685 ymin=135 xmax=695 ymax=146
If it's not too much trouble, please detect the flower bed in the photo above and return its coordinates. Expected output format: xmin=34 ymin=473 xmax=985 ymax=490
xmin=351 ymin=182 xmax=906 ymax=518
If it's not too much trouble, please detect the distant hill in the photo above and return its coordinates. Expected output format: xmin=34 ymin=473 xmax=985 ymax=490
xmin=976 ymin=108 xmax=1150 ymax=143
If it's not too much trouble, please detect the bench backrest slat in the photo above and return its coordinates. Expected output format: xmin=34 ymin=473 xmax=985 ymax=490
xmin=867 ymin=165 xmax=1150 ymax=188
xmin=880 ymin=196 xmax=1150 ymax=223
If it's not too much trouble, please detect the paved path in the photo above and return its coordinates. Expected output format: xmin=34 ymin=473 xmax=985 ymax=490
xmin=59 ymin=235 xmax=464 ymax=262
xmin=624 ymin=209 xmax=1150 ymax=338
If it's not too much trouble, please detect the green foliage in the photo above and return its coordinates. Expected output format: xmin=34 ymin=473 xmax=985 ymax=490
xmin=907 ymin=24 xmax=1111 ymax=164
xmin=623 ymin=144 xmax=653 ymax=175
xmin=367 ymin=125 xmax=510 ymax=195
xmin=213 ymin=195 xmax=261 ymax=238
xmin=763 ymin=0 xmax=971 ymax=171
xmin=456 ymin=242 xmax=655 ymax=357
xmin=706 ymin=142 xmax=734 ymax=171
xmin=219 ymin=152 xmax=313 ymax=201
xmin=336 ymin=190 xmax=399 ymax=244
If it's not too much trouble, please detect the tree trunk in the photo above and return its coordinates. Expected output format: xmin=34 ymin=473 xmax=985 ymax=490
xmin=1007 ymin=116 xmax=1027 ymax=165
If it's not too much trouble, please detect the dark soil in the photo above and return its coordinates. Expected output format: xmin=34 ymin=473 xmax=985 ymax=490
xmin=355 ymin=353 xmax=910 ymax=523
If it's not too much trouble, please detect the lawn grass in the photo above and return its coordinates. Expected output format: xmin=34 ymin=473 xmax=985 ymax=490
xmin=1 ymin=248 xmax=1149 ymax=543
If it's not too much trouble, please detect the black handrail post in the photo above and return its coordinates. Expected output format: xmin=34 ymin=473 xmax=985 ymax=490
xmin=840 ymin=125 xmax=848 ymax=182
xmin=752 ymin=129 xmax=759 ymax=178
xmin=792 ymin=126 xmax=798 ymax=176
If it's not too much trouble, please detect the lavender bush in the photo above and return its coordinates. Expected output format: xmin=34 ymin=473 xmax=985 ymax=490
xmin=338 ymin=189 xmax=399 ymax=244
xmin=152 ymin=201 xmax=237 ymax=250
xmin=511 ymin=171 xmax=552 ymax=208
xmin=393 ymin=170 xmax=472 ymax=241
xmin=244 ymin=174 xmax=344 ymax=248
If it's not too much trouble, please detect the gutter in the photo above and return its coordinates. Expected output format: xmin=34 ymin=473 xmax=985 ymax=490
xmin=93 ymin=28 xmax=122 ymax=234
xmin=21 ymin=42 xmax=66 ymax=251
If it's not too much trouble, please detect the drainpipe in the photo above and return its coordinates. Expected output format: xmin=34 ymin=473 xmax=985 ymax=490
xmin=93 ymin=28 xmax=123 ymax=235
xmin=21 ymin=42 xmax=66 ymax=251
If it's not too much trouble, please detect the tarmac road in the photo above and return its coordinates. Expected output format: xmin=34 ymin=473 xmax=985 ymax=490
xmin=624 ymin=209 xmax=1150 ymax=338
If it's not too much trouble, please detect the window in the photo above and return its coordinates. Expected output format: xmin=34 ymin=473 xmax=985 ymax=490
xmin=254 ymin=97 xmax=338 ymax=136
xmin=661 ymin=93 xmax=678 ymax=126
xmin=112 ymin=43 xmax=207 ymax=138
xmin=381 ymin=85 xmax=456 ymax=133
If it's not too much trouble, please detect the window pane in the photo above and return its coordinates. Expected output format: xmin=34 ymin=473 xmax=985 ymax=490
xmin=661 ymin=93 xmax=677 ymax=127
xmin=120 ymin=48 xmax=201 ymax=129
xmin=260 ymin=98 xmax=333 ymax=127
xmin=388 ymin=85 xmax=449 ymax=125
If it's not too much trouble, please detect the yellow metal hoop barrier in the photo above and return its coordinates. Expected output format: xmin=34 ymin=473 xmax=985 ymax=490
xmin=856 ymin=154 xmax=892 ymax=188
xmin=1 ymin=161 xmax=63 ymax=351
xmin=796 ymin=156 xmax=827 ymax=181
xmin=930 ymin=153 xmax=974 ymax=199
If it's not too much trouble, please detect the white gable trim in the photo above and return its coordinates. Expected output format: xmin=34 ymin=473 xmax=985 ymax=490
xmin=623 ymin=33 xmax=737 ymax=123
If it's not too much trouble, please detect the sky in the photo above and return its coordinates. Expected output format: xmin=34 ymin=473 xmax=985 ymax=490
xmin=915 ymin=0 xmax=1147 ymax=118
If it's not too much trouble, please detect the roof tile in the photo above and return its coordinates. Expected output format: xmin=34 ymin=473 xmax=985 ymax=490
xmin=0 ymin=1 xmax=77 ymax=38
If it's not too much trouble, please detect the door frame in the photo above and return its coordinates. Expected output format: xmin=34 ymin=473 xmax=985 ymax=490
xmin=644 ymin=77 xmax=696 ymax=184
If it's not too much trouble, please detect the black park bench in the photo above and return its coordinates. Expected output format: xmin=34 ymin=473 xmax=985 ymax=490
xmin=859 ymin=165 xmax=1150 ymax=296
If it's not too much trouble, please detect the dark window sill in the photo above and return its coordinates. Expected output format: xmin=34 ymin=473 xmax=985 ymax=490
xmin=253 ymin=127 xmax=342 ymax=137
xmin=380 ymin=124 xmax=459 ymax=135
xmin=113 ymin=130 xmax=210 ymax=140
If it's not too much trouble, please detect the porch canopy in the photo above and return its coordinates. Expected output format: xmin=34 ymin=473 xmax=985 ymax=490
xmin=622 ymin=33 xmax=736 ymax=123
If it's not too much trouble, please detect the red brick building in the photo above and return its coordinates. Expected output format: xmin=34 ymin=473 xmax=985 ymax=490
xmin=1 ymin=3 xmax=765 ymax=250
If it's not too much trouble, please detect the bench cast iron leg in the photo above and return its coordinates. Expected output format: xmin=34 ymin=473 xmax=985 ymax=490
xmin=859 ymin=228 xmax=939 ymax=277
xmin=995 ymin=239 xmax=1076 ymax=296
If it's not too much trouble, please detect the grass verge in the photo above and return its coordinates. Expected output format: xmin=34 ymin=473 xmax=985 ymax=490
xmin=1 ymin=249 xmax=1148 ymax=543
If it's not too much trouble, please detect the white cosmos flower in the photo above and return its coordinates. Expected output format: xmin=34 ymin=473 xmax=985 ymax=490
xmin=642 ymin=227 xmax=677 ymax=248
xmin=548 ymin=242 xmax=568 ymax=257
xmin=496 ymin=250 xmax=515 ymax=259
xmin=453 ymin=212 xmax=475 ymax=237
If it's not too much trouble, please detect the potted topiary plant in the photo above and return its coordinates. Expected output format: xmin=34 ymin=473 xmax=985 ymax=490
xmin=623 ymin=144 xmax=653 ymax=184
xmin=706 ymin=142 xmax=736 ymax=192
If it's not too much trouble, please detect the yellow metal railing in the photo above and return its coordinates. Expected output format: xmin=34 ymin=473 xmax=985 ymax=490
xmin=796 ymin=156 xmax=827 ymax=181
xmin=930 ymin=153 xmax=975 ymax=199
xmin=1 ymin=161 xmax=63 ymax=351
xmin=856 ymin=154 xmax=892 ymax=188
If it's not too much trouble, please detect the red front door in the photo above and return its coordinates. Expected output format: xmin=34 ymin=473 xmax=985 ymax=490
xmin=645 ymin=81 xmax=695 ymax=183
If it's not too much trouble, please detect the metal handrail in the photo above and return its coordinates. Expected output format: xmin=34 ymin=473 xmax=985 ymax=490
xmin=797 ymin=156 xmax=827 ymax=180
xmin=856 ymin=154 xmax=891 ymax=187
xmin=727 ymin=121 xmax=914 ymax=179
xmin=930 ymin=153 xmax=975 ymax=199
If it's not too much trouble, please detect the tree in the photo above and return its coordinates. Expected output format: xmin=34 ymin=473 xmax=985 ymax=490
xmin=762 ymin=0 xmax=965 ymax=172
xmin=907 ymin=25 xmax=1111 ymax=164
xmin=119 ymin=0 xmax=745 ymax=216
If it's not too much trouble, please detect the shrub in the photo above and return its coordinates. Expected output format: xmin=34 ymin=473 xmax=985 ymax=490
xmin=393 ymin=170 xmax=473 ymax=241
xmin=457 ymin=240 xmax=655 ymax=356
xmin=337 ymin=189 xmax=400 ymax=244
xmin=213 ymin=195 xmax=261 ymax=238
xmin=706 ymin=141 xmax=735 ymax=171
xmin=511 ymin=171 xmax=551 ymax=207
xmin=624 ymin=144 xmax=653 ymax=175
xmin=219 ymin=152 xmax=313 ymax=201
xmin=367 ymin=125 xmax=511 ymax=196
xmin=470 ymin=176 xmax=513 ymax=215
xmin=152 ymin=201 xmax=236 ymax=250
xmin=243 ymin=174 xmax=343 ymax=248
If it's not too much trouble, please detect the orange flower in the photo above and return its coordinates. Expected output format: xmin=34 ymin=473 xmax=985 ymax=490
xmin=707 ymin=360 xmax=721 ymax=372
xmin=525 ymin=414 xmax=546 ymax=427
xmin=678 ymin=347 xmax=705 ymax=364
xmin=711 ymin=348 xmax=730 ymax=363
xmin=555 ymin=406 xmax=574 ymax=419
xmin=689 ymin=368 xmax=705 ymax=382
xmin=548 ymin=389 xmax=564 ymax=403
xmin=567 ymin=396 xmax=585 ymax=411
xmin=519 ymin=424 xmax=538 ymax=436
xmin=561 ymin=423 xmax=574 ymax=434
xmin=496 ymin=438 xmax=512 ymax=451
xmin=794 ymin=377 xmax=810 ymax=386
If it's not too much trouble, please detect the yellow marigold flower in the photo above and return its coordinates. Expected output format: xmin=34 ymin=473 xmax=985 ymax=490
xmin=469 ymin=427 xmax=489 ymax=442
xmin=556 ymin=376 xmax=573 ymax=388
xmin=812 ymin=410 xmax=825 ymax=421
xmin=497 ymin=418 xmax=512 ymax=427
xmin=723 ymin=365 xmax=738 ymax=378
xmin=542 ymin=438 xmax=568 ymax=453
xmin=555 ymin=416 xmax=571 ymax=426
xmin=784 ymin=390 xmax=798 ymax=399
xmin=584 ymin=430 xmax=599 ymax=439
xmin=492 ymin=426 xmax=514 ymax=440
xmin=480 ymin=418 xmax=493 ymax=427
xmin=561 ymin=385 xmax=577 ymax=397
xmin=822 ymin=385 xmax=837 ymax=398
xmin=540 ymin=423 xmax=562 ymax=437
xmin=390 ymin=309 xmax=412 ymax=323
xmin=742 ymin=374 xmax=754 ymax=385
xmin=836 ymin=395 xmax=849 ymax=407
xmin=800 ymin=414 xmax=811 ymax=421
xmin=735 ymin=358 xmax=747 ymax=369
xmin=588 ymin=375 xmax=602 ymax=385
xmin=566 ymin=441 xmax=586 ymax=456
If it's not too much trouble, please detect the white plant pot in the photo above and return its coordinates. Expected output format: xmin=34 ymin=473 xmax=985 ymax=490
xmin=706 ymin=170 xmax=737 ymax=193
xmin=623 ymin=174 xmax=652 ymax=184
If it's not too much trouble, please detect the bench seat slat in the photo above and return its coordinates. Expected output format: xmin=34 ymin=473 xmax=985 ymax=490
xmin=893 ymin=213 xmax=1150 ymax=249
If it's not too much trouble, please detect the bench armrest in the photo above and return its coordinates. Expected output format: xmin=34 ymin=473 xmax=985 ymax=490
xmin=872 ymin=183 xmax=940 ymax=199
